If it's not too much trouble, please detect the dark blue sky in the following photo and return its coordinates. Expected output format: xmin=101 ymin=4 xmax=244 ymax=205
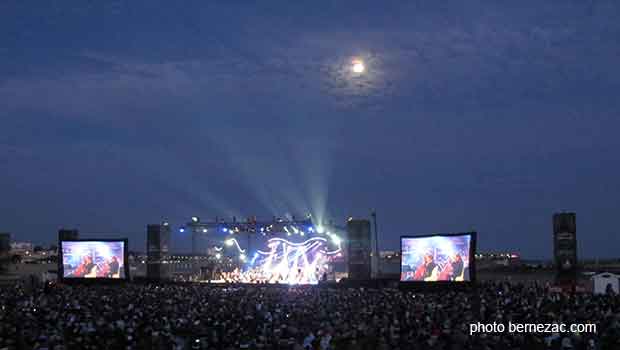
xmin=1 ymin=0 xmax=619 ymax=258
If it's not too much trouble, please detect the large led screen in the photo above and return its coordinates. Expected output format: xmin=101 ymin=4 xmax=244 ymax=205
xmin=400 ymin=233 xmax=474 ymax=282
xmin=61 ymin=240 xmax=126 ymax=279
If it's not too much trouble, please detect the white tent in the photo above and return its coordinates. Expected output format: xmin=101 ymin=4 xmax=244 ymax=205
xmin=591 ymin=272 xmax=620 ymax=295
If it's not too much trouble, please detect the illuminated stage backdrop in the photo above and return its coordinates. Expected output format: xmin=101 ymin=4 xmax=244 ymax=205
xmin=247 ymin=236 xmax=342 ymax=285
xmin=250 ymin=237 xmax=341 ymax=284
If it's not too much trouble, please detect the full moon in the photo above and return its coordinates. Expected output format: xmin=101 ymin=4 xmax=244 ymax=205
xmin=351 ymin=60 xmax=365 ymax=74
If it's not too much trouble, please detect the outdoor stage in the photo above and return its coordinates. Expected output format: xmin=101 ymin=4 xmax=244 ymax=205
xmin=179 ymin=217 xmax=347 ymax=285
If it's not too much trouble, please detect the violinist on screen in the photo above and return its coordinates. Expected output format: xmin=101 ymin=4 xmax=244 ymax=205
xmin=413 ymin=253 xmax=439 ymax=281
xmin=76 ymin=255 xmax=97 ymax=278
xmin=72 ymin=255 xmax=94 ymax=277
xmin=438 ymin=253 xmax=465 ymax=281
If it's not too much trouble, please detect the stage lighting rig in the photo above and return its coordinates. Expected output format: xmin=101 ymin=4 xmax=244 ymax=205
xmin=180 ymin=215 xmax=348 ymax=256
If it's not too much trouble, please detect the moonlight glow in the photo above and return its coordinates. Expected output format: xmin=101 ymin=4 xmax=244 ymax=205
xmin=352 ymin=60 xmax=365 ymax=73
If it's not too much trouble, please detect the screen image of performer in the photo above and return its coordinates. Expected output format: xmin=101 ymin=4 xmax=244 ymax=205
xmin=82 ymin=256 xmax=97 ymax=278
xmin=72 ymin=256 xmax=87 ymax=277
xmin=414 ymin=254 xmax=439 ymax=281
xmin=438 ymin=253 xmax=465 ymax=281
xmin=108 ymin=256 xmax=120 ymax=278
xmin=450 ymin=253 xmax=464 ymax=281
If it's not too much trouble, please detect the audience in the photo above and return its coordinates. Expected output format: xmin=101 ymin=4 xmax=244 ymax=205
xmin=0 ymin=281 xmax=618 ymax=350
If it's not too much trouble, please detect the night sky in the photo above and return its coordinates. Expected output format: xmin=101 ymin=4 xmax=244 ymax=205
xmin=1 ymin=1 xmax=619 ymax=258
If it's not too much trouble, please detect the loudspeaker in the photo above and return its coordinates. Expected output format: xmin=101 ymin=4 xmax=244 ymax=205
xmin=0 ymin=233 xmax=10 ymax=255
xmin=0 ymin=233 xmax=9 ymax=273
xmin=58 ymin=229 xmax=79 ymax=242
xmin=553 ymin=213 xmax=577 ymax=285
xmin=347 ymin=219 xmax=371 ymax=280
xmin=147 ymin=224 xmax=171 ymax=280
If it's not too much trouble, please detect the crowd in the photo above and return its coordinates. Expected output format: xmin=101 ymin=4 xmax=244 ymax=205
xmin=1 ymin=280 xmax=619 ymax=350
